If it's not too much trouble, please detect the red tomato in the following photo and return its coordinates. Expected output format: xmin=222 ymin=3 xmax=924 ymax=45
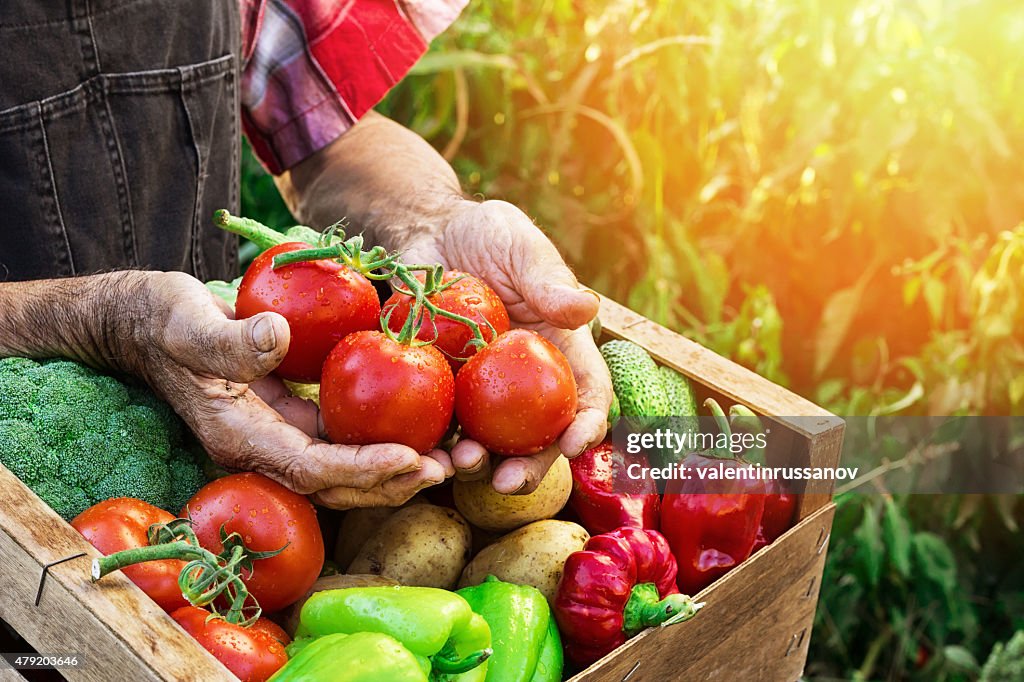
xmin=455 ymin=329 xmax=578 ymax=456
xmin=235 ymin=242 xmax=380 ymax=383
xmin=320 ymin=330 xmax=455 ymax=454
xmin=72 ymin=498 xmax=189 ymax=612
xmin=181 ymin=473 xmax=324 ymax=614
xmin=172 ymin=606 xmax=287 ymax=682
xmin=249 ymin=617 xmax=292 ymax=647
xmin=384 ymin=270 xmax=510 ymax=371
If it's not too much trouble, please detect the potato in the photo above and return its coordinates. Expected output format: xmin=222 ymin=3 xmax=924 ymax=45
xmin=282 ymin=573 xmax=398 ymax=637
xmin=347 ymin=504 xmax=472 ymax=589
xmin=333 ymin=496 xmax=426 ymax=569
xmin=458 ymin=519 xmax=589 ymax=604
xmin=453 ymin=455 xmax=572 ymax=532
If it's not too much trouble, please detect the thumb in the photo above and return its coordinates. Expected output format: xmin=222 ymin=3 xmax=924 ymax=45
xmin=164 ymin=309 xmax=291 ymax=383
xmin=514 ymin=241 xmax=600 ymax=329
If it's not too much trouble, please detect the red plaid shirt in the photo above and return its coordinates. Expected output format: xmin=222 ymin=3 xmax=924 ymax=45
xmin=239 ymin=0 xmax=466 ymax=174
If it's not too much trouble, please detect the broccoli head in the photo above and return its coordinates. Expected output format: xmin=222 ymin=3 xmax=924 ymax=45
xmin=0 ymin=357 xmax=209 ymax=520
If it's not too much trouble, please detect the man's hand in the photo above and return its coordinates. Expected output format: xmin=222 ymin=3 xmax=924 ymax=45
xmin=0 ymin=271 xmax=447 ymax=508
xmin=277 ymin=112 xmax=614 ymax=495
xmin=402 ymin=199 xmax=614 ymax=494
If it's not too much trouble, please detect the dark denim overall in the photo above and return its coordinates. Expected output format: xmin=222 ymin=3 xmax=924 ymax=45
xmin=0 ymin=0 xmax=240 ymax=282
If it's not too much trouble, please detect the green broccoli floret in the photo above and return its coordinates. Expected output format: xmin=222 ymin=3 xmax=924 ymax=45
xmin=0 ymin=357 xmax=210 ymax=520
xmin=0 ymin=369 xmax=39 ymax=421
xmin=981 ymin=631 xmax=1024 ymax=682
xmin=167 ymin=448 xmax=209 ymax=512
xmin=0 ymin=419 xmax=60 ymax=482
xmin=34 ymin=480 xmax=92 ymax=521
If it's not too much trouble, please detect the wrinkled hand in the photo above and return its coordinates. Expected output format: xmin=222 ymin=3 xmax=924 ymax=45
xmin=401 ymin=199 xmax=614 ymax=494
xmin=116 ymin=271 xmax=448 ymax=508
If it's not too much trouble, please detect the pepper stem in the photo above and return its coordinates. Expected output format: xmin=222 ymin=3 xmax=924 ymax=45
xmin=621 ymin=583 xmax=702 ymax=637
xmin=729 ymin=404 xmax=766 ymax=464
xmin=431 ymin=646 xmax=493 ymax=675
xmin=213 ymin=210 xmax=289 ymax=252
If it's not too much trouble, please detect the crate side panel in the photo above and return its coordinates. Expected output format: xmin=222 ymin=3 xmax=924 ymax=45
xmin=570 ymin=503 xmax=835 ymax=681
xmin=0 ymin=467 xmax=233 ymax=682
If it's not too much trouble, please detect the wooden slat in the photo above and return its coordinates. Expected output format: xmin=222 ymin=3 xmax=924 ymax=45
xmin=571 ymin=502 xmax=835 ymax=681
xmin=0 ymin=468 xmax=234 ymax=682
xmin=0 ymin=666 xmax=28 ymax=681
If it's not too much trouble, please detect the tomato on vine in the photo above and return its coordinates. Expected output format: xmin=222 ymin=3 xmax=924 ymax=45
xmin=320 ymin=330 xmax=455 ymax=454
xmin=384 ymin=270 xmax=510 ymax=370
xmin=172 ymin=606 xmax=288 ymax=682
xmin=182 ymin=473 xmax=324 ymax=614
xmin=235 ymin=242 xmax=380 ymax=383
xmin=72 ymin=498 xmax=191 ymax=612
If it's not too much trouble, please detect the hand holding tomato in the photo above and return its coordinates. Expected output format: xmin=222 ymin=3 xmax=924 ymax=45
xmin=400 ymin=199 xmax=614 ymax=493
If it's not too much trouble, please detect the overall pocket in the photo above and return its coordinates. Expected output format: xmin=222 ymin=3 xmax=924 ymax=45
xmin=0 ymin=52 xmax=239 ymax=281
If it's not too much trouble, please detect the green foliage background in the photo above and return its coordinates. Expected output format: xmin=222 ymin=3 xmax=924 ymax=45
xmin=240 ymin=0 xmax=1024 ymax=678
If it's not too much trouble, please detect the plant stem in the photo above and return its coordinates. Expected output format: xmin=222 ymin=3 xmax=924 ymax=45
xmin=213 ymin=210 xmax=288 ymax=252
xmin=91 ymin=540 xmax=215 ymax=580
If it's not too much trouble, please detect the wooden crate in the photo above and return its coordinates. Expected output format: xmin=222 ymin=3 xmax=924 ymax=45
xmin=0 ymin=294 xmax=843 ymax=682
xmin=569 ymin=297 xmax=844 ymax=681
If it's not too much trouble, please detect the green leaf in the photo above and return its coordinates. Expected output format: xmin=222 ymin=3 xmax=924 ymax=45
xmin=882 ymin=498 xmax=913 ymax=579
xmin=943 ymin=645 xmax=979 ymax=672
xmin=853 ymin=503 xmax=885 ymax=588
xmin=912 ymin=531 xmax=958 ymax=597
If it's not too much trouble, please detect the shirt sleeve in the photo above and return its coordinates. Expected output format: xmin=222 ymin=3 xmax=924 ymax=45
xmin=240 ymin=0 xmax=467 ymax=175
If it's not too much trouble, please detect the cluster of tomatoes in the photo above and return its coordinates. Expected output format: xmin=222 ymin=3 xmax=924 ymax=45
xmin=236 ymin=241 xmax=578 ymax=456
xmin=74 ymin=474 xmax=323 ymax=680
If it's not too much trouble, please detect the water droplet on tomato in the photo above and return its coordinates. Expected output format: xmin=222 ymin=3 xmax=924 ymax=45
xmin=281 ymin=271 xmax=292 ymax=280
xmin=232 ymin=504 xmax=241 ymax=514
xmin=193 ymin=505 xmax=202 ymax=512
xmin=249 ymin=509 xmax=257 ymax=518
xmin=244 ymin=535 xmax=253 ymax=544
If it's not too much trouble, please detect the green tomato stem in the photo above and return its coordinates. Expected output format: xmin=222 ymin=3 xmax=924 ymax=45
xmin=91 ymin=540 xmax=215 ymax=581
xmin=213 ymin=210 xmax=289 ymax=252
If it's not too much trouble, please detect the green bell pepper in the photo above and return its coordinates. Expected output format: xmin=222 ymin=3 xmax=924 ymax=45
xmin=296 ymin=586 xmax=492 ymax=681
xmin=457 ymin=576 xmax=563 ymax=682
xmin=531 ymin=618 xmax=564 ymax=682
xmin=271 ymin=632 xmax=429 ymax=682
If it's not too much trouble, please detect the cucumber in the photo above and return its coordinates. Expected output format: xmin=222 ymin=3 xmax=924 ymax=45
xmin=599 ymin=340 xmax=671 ymax=429
xmin=658 ymin=366 xmax=700 ymax=465
xmin=660 ymin=365 xmax=699 ymax=422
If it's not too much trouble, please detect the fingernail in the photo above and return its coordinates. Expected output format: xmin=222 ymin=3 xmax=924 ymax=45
xmin=417 ymin=478 xmax=443 ymax=491
xmin=251 ymin=315 xmax=278 ymax=353
xmin=573 ymin=441 xmax=592 ymax=457
xmin=463 ymin=457 xmax=485 ymax=474
xmin=510 ymin=479 xmax=529 ymax=495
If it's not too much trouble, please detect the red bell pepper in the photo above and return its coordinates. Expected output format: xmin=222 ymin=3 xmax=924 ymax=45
xmin=568 ymin=441 xmax=660 ymax=535
xmin=660 ymin=400 xmax=767 ymax=595
xmin=729 ymin=404 xmax=798 ymax=552
xmin=553 ymin=527 xmax=701 ymax=667
xmin=752 ymin=482 xmax=797 ymax=552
